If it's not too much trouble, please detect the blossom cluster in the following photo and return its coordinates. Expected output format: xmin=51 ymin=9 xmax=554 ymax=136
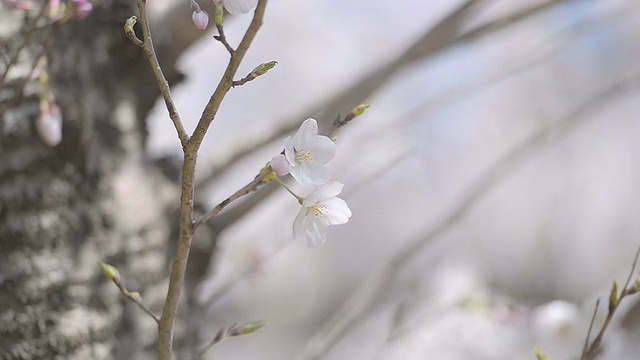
xmin=271 ymin=119 xmax=352 ymax=248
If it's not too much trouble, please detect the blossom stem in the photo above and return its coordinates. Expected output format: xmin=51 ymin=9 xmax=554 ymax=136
xmin=274 ymin=177 xmax=303 ymax=203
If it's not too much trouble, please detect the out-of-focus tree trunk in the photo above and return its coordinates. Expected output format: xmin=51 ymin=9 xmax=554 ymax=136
xmin=0 ymin=2 xmax=200 ymax=358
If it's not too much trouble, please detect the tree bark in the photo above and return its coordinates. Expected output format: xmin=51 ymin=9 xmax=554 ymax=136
xmin=0 ymin=2 xmax=196 ymax=358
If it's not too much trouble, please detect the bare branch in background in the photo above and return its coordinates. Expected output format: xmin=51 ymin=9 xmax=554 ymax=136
xmin=296 ymin=72 xmax=640 ymax=359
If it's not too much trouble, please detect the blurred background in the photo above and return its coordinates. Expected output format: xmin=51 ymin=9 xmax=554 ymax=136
xmin=2 ymin=0 xmax=640 ymax=359
xmin=144 ymin=0 xmax=640 ymax=359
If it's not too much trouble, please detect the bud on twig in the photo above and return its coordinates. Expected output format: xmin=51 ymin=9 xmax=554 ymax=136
xmin=98 ymin=261 xmax=121 ymax=284
xmin=124 ymin=16 xmax=144 ymax=47
xmin=191 ymin=1 xmax=209 ymax=30
xmin=344 ymin=103 xmax=371 ymax=123
xmin=232 ymin=61 xmax=278 ymax=87
xmin=215 ymin=2 xmax=224 ymax=26
xmin=609 ymin=280 xmax=619 ymax=311
xmin=250 ymin=61 xmax=277 ymax=78
xmin=233 ymin=320 xmax=268 ymax=336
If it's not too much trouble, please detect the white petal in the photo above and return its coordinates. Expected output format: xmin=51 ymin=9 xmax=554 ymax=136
xmin=289 ymin=165 xmax=315 ymax=187
xmin=293 ymin=118 xmax=319 ymax=149
xmin=322 ymin=198 xmax=352 ymax=225
xmin=224 ymin=0 xmax=257 ymax=14
xmin=314 ymin=182 xmax=344 ymax=201
xmin=283 ymin=136 xmax=296 ymax=165
xmin=302 ymin=163 xmax=331 ymax=186
xmin=293 ymin=208 xmax=306 ymax=239
xmin=307 ymin=136 xmax=336 ymax=164
xmin=305 ymin=218 xmax=328 ymax=248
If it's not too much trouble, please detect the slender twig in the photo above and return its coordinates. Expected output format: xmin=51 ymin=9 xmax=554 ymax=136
xmin=193 ymin=321 xmax=267 ymax=359
xmin=134 ymin=0 xmax=188 ymax=145
xmin=155 ymin=2 xmax=269 ymax=359
xmin=583 ymin=242 xmax=640 ymax=359
xmin=214 ymin=24 xmax=235 ymax=55
xmin=582 ymin=299 xmax=600 ymax=359
xmin=0 ymin=2 xmax=48 ymax=89
xmin=195 ymin=169 xmax=272 ymax=228
xmin=114 ymin=280 xmax=161 ymax=323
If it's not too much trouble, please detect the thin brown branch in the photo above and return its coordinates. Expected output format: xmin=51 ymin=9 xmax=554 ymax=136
xmin=583 ymin=242 xmax=640 ymax=359
xmin=0 ymin=2 xmax=48 ymax=89
xmin=193 ymin=321 xmax=267 ymax=359
xmin=582 ymin=299 xmax=600 ymax=359
xmin=134 ymin=0 xmax=188 ymax=146
xmin=214 ymin=24 xmax=235 ymax=55
xmin=115 ymin=280 xmax=161 ymax=323
xmin=194 ymin=169 xmax=272 ymax=228
xmin=156 ymin=1 xmax=269 ymax=359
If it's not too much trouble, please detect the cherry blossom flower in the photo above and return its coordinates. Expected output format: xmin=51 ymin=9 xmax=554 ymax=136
xmin=270 ymin=154 xmax=290 ymax=176
xmin=284 ymin=118 xmax=336 ymax=186
xmin=214 ymin=0 xmax=257 ymax=15
xmin=293 ymin=182 xmax=351 ymax=248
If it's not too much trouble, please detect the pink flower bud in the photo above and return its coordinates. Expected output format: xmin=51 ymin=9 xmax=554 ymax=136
xmin=70 ymin=0 xmax=93 ymax=20
xmin=2 ymin=0 xmax=32 ymax=10
xmin=192 ymin=9 xmax=209 ymax=30
xmin=270 ymin=154 xmax=290 ymax=176
xmin=36 ymin=102 xmax=63 ymax=147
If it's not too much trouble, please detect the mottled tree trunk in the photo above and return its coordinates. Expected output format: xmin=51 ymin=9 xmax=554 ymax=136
xmin=0 ymin=2 xmax=193 ymax=359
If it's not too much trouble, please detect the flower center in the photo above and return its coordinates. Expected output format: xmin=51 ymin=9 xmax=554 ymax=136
xmin=307 ymin=204 xmax=327 ymax=220
xmin=295 ymin=149 xmax=316 ymax=164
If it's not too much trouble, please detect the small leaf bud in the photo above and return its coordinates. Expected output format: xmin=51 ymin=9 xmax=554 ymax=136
xmin=234 ymin=320 xmax=267 ymax=336
xmin=98 ymin=261 xmax=121 ymax=284
xmin=250 ymin=61 xmax=278 ymax=79
xmin=609 ymin=280 xmax=619 ymax=311
xmin=215 ymin=3 xmax=224 ymax=26
xmin=344 ymin=103 xmax=370 ymax=123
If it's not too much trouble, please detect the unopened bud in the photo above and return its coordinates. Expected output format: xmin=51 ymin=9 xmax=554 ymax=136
xmin=270 ymin=154 xmax=290 ymax=176
xmin=192 ymin=10 xmax=209 ymax=30
xmin=124 ymin=16 xmax=137 ymax=34
xmin=36 ymin=100 xmax=63 ymax=147
xmin=215 ymin=3 xmax=224 ymax=26
xmin=98 ymin=261 xmax=121 ymax=284
xmin=633 ymin=275 xmax=640 ymax=292
xmin=192 ymin=7 xmax=209 ymax=30
xmin=344 ymin=103 xmax=370 ymax=123
xmin=250 ymin=61 xmax=277 ymax=78
xmin=609 ymin=280 xmax=619 ymax=311
xmin=69 ymin=0 xmax=93 ymax=20
xmin=234 ymin=320 xmax=267 ymax=336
